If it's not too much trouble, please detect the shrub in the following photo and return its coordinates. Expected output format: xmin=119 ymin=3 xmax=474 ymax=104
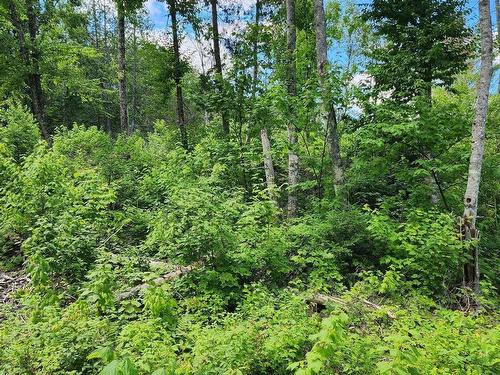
xmin=180 ymin=287 xmax=319 ymax=375
xmin=368 ymin=208 xmax=464 ymax=294
xmin=292 ymin=295 xmax=500 ymax=375
xmin=113 ymin=319 xmax=177 ymax=374
xmin=0 ymin=101 xmax=41 ymax=162
xmin=1 ymin=146 xmax=114 ymax=283
xmin=0 ymin=301 xmax=114 ymax=375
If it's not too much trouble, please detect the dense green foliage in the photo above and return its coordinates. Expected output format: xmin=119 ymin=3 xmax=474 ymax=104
xmin=365 ymin=0 xmax=474 ymax=100
xmin=0 ymin=97 xmax=498 ymax=373
xmin=0 ymin=0 xmax=499 ymax=374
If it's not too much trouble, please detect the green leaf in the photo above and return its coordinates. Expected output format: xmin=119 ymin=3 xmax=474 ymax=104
xmin=100 ymin=360 xmax=122 ymax=375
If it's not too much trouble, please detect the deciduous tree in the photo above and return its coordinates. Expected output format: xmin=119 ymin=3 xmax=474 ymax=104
xmin=462 ymin=0 xmax=494 ymax=294
xmin=286 ymin=0 xmax=299 ymax=218
xmin=313 ymin=0 xmax=343 ymax=196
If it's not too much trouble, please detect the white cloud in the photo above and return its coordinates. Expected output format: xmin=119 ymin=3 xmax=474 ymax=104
xmin=494 ymin=54 xmax=500 ymax=67
xmin=181 ymin=35 xmax=216 ymax=74
xmin=145 ymin=0 xmax=163 ymax=18
xmin=350 ymin=72 xmax=374 ymax=88
xmin=219 ymin=0 xmax=255 ymax=12
xmin=82 ymin=0 xmax=254 ymax=72
xmin=145 ymin=29 xmax=233 ymax=74
xmin=79 ymin=0 xmax=116 ymax=15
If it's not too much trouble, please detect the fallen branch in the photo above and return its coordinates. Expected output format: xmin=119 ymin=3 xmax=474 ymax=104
xmin=116 ymin=263 xmax=200 ymax=301
xmin=309 ymin=293 xmax=396 ymax=319
xmin=107 ymin=252 xmax=170 ymax=269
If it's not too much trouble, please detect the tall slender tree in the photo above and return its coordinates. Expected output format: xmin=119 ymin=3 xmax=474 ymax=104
xmin=89 ymin=0 xmax=114 ymax=134
xmin=130 ymin=21 xmax=138 ymax=134
xmin=116 ymin=1 xmax=129 ymax=133
xmin=252 ymin=0 xmax=261 ymax=100
xmin=246 ymin=0 xmax=263 ymax=144
xmin=90 ymin=0 xmax=104 ymax=129
xmin=313 ymin=0 xmax=343 ymax=197
xmin=114 ymin=0 xmax=144 ymax=134
xmin=7 ymin=0 xmax=50 ymax=142
xmin=462 ymin=0 xmax=493 ymax=294
xmin=101 ymin=0 xmax=113 ymax=134
xmin=286 ymin=0 xmax=299 ymax=218
xmin=167 ymin=0 xmax=189 ymax=150
xmin=209 ymin=0 xmax=230 ymax=135
xmin=496 ymin=0 xmax=499 ymax=94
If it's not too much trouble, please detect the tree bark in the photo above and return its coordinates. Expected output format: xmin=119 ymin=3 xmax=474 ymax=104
xmin=245 ymin=0 xmax=262 ymax=144
xmin=116 ymin=263 xmax=199 ymax=301
xmin=286 ymin=0 xmax=299 ymax=218
xmin=92 ymin=0 xmax=100 ymax=50
xmin=496 ymin=0 xmax=500 ymax=94
xmin=25 ymin=0 xmax=49 ymax=141
xmin=462 ymin=0 xmax=493 ymax=293
xmin=130 ymin=21 xmax=138 ymax=134
xmin=91 ymin=0 xmax=104 ymax=129
xmin=169 ymin=0 xmax=189 ymax=150
xmin=9 ymin=1 xmax=50 ymax=143
xmin=252 ymin=0 xmax=261 ymax=98
xmin=313 ymin=0 xmax=343 ymax=197
xmin=103 ymin=4 xmax=113 ymax=134
xmin=260 ymin=128 xmax=277 ymax=202
xmin=210 ymin=0 xmax=230 ymax=135
xmin=308 ymin=293 xmax=396 ymax=319
xmin=117 ymin=1 xmax=129 ymax=134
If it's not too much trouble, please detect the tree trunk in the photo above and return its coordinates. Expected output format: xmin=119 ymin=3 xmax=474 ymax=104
xmin=252 ymin=0 xmax=261 ymax=98
xmin=210 ymin=0 xmax=230 ymax=135
xmin=260 ymin=128 xmax=277 ymax=203
xmin=27 ymin=1 xmax=50 ymax=143
xmin=92 ymin=0 xmax=113 ymax=133
xmin=313 ymin=0 xmax=343 ymax=197
xmin=496 ymin=0 xmax=500 ymax=94
xmin=9 ymin=1 xmax=50 ymax=143
xmin=462 ymin=0 xmax=493 ymax=294
xmin=92 ymin=0 xmax=100 ymax=50
xmin=286 ymin=0 xmax=299 ymax=218
xmin=117 ymin=263 xmax=200 ymax=301
xmin=245 ymin=0 xmax=262 ymax=145
xmin=103 ymin=4 xmax=113 ymax=135
xmin=424 ymin=69 xmax=440 ymax=205
xmin=91 ymin=0 xmax=103 ymax=129
xmin=117 ymin=1 xmax=129 ymax=134
xmin=170 ymin=0 xmax=189 ymax=150
xmin=130 ymin=22 xmax=138 ymax=134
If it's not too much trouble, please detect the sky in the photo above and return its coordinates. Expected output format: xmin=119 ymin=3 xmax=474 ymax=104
xmin=144 ymin=0 xmax=499 ymax=30
xmin=145 ymin=0 xmax=254 ymax=30
xmin=143 ymin=0 xmax=257 ymax=72
xmin=140 ymin=0 xmax=499 ymax=89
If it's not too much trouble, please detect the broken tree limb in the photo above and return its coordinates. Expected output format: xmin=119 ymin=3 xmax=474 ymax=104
xmin=308 ymin=293 xmax=396 ymax=319
xmin=107 ymin=252 xmax=169 ymax=269
xmin=116 ymin=263 xmax=200 ymax=301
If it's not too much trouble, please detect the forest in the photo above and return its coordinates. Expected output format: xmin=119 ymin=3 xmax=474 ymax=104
xmin=0 ymin=0 xmax=499 ymax=373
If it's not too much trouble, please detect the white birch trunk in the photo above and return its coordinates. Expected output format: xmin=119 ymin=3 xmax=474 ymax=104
xmin=496 ymin=0 xmax=500 ymax=94
xmin=463 ymin=0 xmax=493 ymax=293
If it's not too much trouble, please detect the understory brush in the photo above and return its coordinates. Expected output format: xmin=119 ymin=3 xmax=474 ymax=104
xmin=0 ymin=109 xmax=498 ymax=374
